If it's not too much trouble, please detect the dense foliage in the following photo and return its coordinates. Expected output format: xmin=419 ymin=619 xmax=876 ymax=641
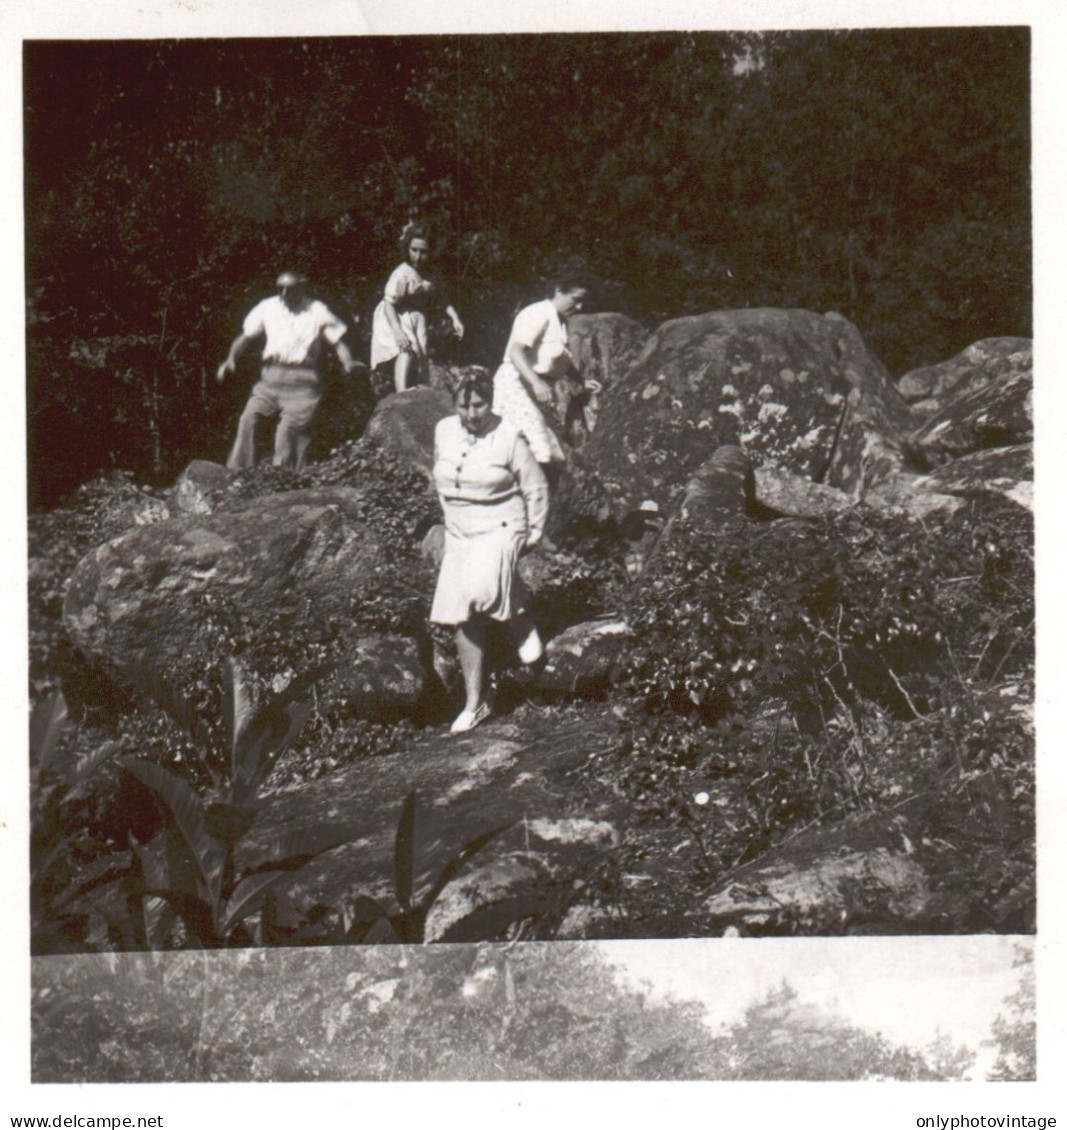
xmin=580 ymin=497 xmax=1034 ymax=933
xmin=25 ymin=28 xmax=1029 ymax=505
xmin=31 ymin=943 xmax=987 ymax=1081
xmin=27 ymin=428 xmax=1035 ymax=943
xmin=985 ymin=945 xmax=1037 ymax=1080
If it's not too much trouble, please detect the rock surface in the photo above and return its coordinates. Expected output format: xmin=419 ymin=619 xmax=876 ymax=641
xmin=173 ymin=459 xmax=233 ymax=516
xmin=675 ymin=444 xmax=755 ymax=526
xmin=699 ymin=808 xmax=961 ymax=934
xmin=754 ymin=464 xmax=856 ymax=518
xmin=245 ymin=708 xmax=625 ymax=942
xmin=906 ymin=366 xmax=1032 ymax=467
xmin=537 ymin=617 xmax=632 ymax=697
xmin=915 ymin=444 xmax=1032 ymax=511
xmin=898 ymin=337 xmax=1031 ymax=417
xmin=567 ymin=312 xmax=652 ymax=432
xmin=583 ymin=308 xmax=914 ymax=515
xmin=363 ymin=386 xmax=453 ymax=473
xmin=63 ymin=486 xmax=432 ymax=715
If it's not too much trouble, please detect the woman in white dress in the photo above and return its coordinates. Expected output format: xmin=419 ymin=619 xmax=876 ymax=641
xmin=492 ymin=275 xmax=596 ymax=480
xmin=430 ymin=369 xmax=549 ymax=734
xmin=370 ymin=222 xmax=464 ymax=393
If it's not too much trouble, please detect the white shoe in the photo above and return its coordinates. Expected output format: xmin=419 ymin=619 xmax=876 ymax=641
xmin=450 ymin=700 xmax=492 ymax=734
xmin=517 ymin=627 xmax=544 ymax=665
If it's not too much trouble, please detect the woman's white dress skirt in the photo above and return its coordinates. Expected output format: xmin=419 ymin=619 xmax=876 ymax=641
xmin=491 ymin=364 xmax=567 ymax=464
xmin=491 ymin=298 xmax=571 ymax=464
xmin=430 ymin=492 xmax=531 ymax=625
xmin=369 ymin=261 xmax=432 ymax=371
xmin=429 ymin=415 xmax=549 ymax=626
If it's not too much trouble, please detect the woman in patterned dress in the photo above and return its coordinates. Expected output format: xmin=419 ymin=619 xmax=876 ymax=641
xmin=370 ymin=222 xmax=464 ymax=393
xmin=430 ymin=369 xmax=549 ymax=734
xmin=491 ymin=275 xmax=596 ymax=482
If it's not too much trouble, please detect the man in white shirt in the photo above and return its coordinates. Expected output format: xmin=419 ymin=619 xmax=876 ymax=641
xmin=217 ymin=270 xmax=361 ymax=472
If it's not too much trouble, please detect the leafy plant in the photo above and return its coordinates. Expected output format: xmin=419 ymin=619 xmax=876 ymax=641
xmin=332 ymin=790 xmax=509 ymax=944
xmin=30 ymin=693 xmax=133 ymax=953
xmin=116 ymin=657 xmax=356 ymax=948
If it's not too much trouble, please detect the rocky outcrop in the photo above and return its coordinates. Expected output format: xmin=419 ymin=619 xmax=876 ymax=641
xmin=906 ymin=366 xmax=1032 ymax=468
xmin=334 ymin=634 xmax=427 ymax=721
xmin=243 ymin=709 xmax=626 ymax=942
xmin=644 ymin=445 xmax=755 ymax=574
xmin=537 ymin=617 xmax=632 ymax=697
xmin=898 ymin=338 xmax=1031 ymax=418
xmin=567 ymin=312 xmax=651 ymax=432
xmin=699 ymin=807 xmax=965 ymax=935
xmin=754 ymin=464 xmax=855 ymax=519
xmin=363 ymin=386 xmax=453 ymax=473
xmin=63 ymin=486 xmax=433 ymax=715
xmin=173 ymin=459 xmax=233 ymax=516
xmin=583 ymin=308 xmax=914 ymax=516
xmin=914 ymin=444 xmax=1032 ymax=512
xmin=820 ymin=311 xmax=917 ymax=495
xmin=675 ymin=445 xmax=755 ymax=527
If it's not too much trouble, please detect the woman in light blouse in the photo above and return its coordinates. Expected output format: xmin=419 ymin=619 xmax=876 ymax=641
xmin=430 ymin=368 xmax=549 ymax=734
xmin=370 ymin=221 xmax=464 ymax=393
xmin=492 ymin=274 xmax=597 ymax=481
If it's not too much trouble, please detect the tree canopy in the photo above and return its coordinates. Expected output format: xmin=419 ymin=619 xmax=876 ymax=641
xmin=24 ymin=29 xmax=1030 ymax=506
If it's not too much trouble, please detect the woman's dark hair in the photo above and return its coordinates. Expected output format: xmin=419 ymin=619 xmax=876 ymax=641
xmin=452 ymin=366 xmax=494 ymax=405
xmin=399 ymin=220 xmax=431 ymax=257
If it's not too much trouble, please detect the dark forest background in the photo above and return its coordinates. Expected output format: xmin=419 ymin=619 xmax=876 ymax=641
xmin=24 ymin=28 xmax=1031 ymax=509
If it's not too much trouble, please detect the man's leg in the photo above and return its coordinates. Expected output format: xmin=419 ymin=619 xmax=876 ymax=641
xmin=227 ymin=384 xmax=278 ymax=470
xmin=274 ymin=382 xmax=322 ymax=471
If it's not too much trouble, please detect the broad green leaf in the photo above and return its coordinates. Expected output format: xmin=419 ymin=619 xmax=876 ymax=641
xmin=143 ymin=888 xmax=218 ymax=947
xmin=121 ymin=758 xmax=224 ymax=906
xmin=420 ymin=823 xmax=509 ymax=914
xmin=128 ymin=833 xmax=178 ymax=949
xmin=45 ymin=861 xmax=134 ymax=917
xmin=394 ymin=791 xmax=417 ymax=913
xmin=219 ymin=870 xmax=301 ymax=936
xmin=30 ymin=693 xmax=68 ymax=772
xmin=119 ymin=663 xmax=214 ymax=749
xmin=229 ymin=663 xmax=326 ymax=805
xmin=221 ymin=655 xmax=255 ymax=777
xmin=66 ymin=740 xmax=121 ymax=799
xmin=241 ymin=826 xmax=358 ymax=877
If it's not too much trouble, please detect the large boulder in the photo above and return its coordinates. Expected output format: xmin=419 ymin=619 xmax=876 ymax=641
xmin=240 ymin=708 xmax=628 ymax=942
xmin=172 ymin=459 xmax=233 ymax=516
xmin=567 ymin=312 xmax=652 ymax=431
xmin=336 ymin=634 xmax=428 ymax=721
xmin=911 ymin=444 xmax=1033 ymax=512
xmin=754 ymin=464 xmax=856 ymax=519
xmin=582 ymin=308 xmax=914 ymax=516
xmin=906 ymin=366 xmax=1032 ymax=468
xmin=644 ymin=445 xmax=755 ymax=574
xmin=898 ymin=337 xmax=1031 ymax=417
xmin=62 ymin=487 xmax=432 ymax=716
xmin=363 ymin=386 xmax=453 ymax=473
xmin=535 ymin=617 xmax=632 ymax=697
xmin=674 ymin=444 xmax=755 ymax=527
xmin=698 ymin=805 xmax=965 ymax=935
xmin=820 ymin=311 xmax=917 ymax=495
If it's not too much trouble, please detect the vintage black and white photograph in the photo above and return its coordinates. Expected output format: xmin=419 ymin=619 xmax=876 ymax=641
xmin=9 ymin=0 xmax=1056 ymax=1107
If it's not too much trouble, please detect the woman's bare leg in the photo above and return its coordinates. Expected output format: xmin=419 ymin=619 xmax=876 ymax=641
xmin=394 ymin=351 xmax=414 ymax=393
xmin=456 ymin=619 xmax=487 ymax=712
